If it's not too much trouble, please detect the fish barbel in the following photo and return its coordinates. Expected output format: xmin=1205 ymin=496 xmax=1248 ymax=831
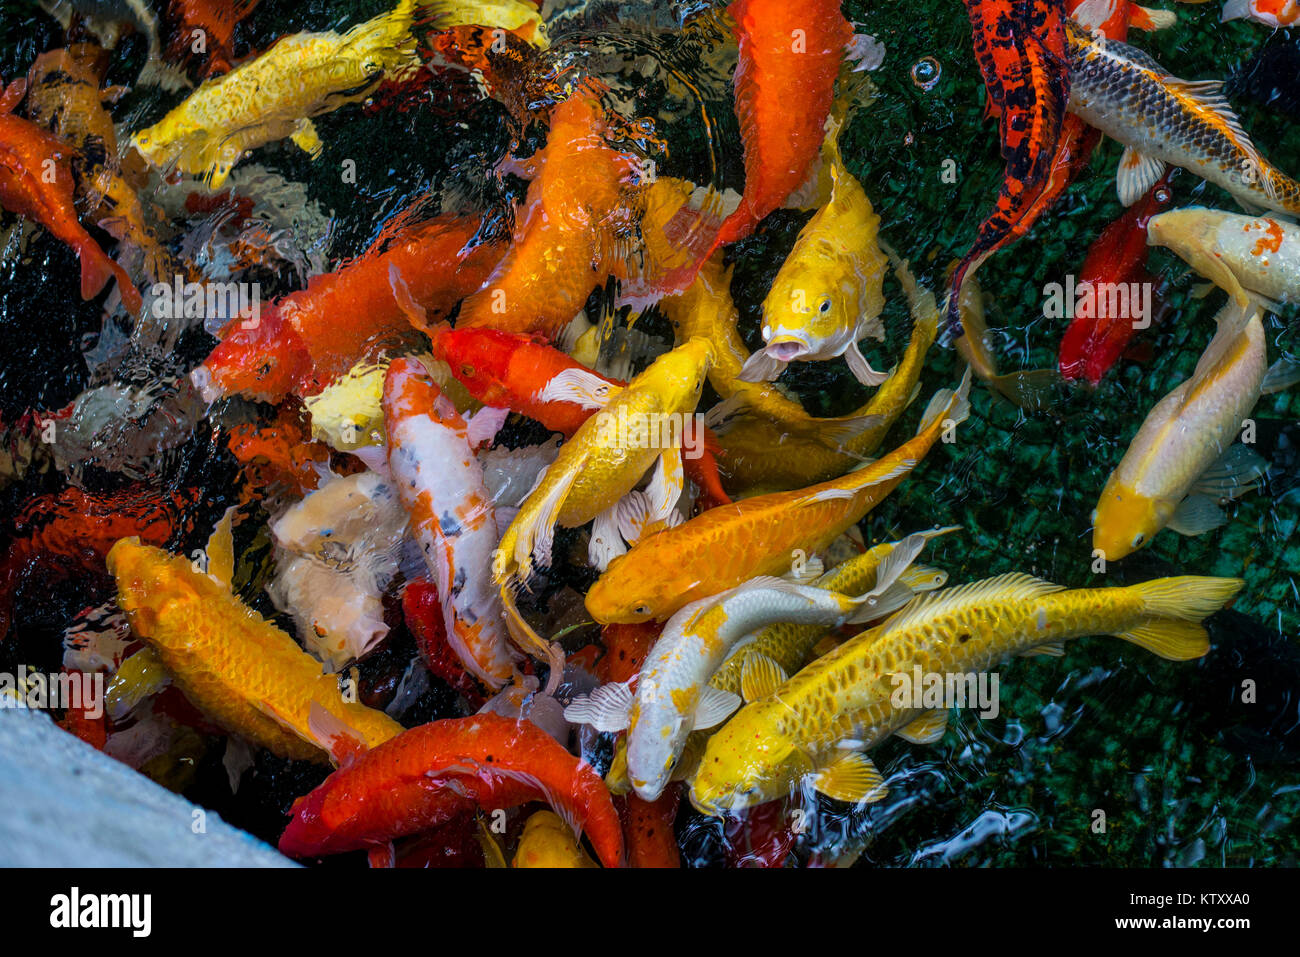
xmin=690 ymin=572 xmax=1243 ymax=814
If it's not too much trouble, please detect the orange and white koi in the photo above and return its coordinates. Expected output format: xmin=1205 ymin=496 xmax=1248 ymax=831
xmin=383 ymin=356 xmax=521 ymax=691
xmin=1221 ymin=0 xmax=1300 ymax=26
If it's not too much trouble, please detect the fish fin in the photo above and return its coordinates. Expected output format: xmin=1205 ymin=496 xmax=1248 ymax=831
xmin=476 ymin=816 xmax=509 ymax=868
xmin=388 ymin=263 xmax=430 ymax=329
xmin=845 ymin=339 xmax=890 ymax=387
xmin=535 ymin=368 xmax=619 ymax=410
xmin=1263 ymin=356 xmax=1300 ymax=395
xmin=501 ymin=585 xmax=565 ymax=694
xmin=916 ymin=368 xmax=973 ymax=436
xmin=1191 ymin=444 xmax=1267 ymax=500
xmin=465 ymin=405 xmax=510 ymax=449
xmin=895 ymin=708 xmax=949 ymax=745
xmin=898 ymin=564 xmax=948 ymax=592
xmin=856 ymin=581 xmax=918 ymax=621
xmin=290 ymin=118 xmax=324 ymax=158
xmin=513 ymin=467 xmax=577 ymax=576
xmin=563 ymin=681 xmax=634 ymax=732
xmin=739 ymin=653 xmax=788 ymax=702
xmin=306 ymin=701 xmax=368 ymax=767
xmin=136 ymin=59 xmax=193 ymax=93
xmin=1020 ymin=642 xmax=1066 ymax=657
xmin=694 ymin=686 xmax=742 ymax=730
xmin=845 ymin=531 xmax=934 ymax=623
xmin=589 ymin=502 xmax=626 ymax=572
xmin=1071 ymin=0 xmax=1113 ymax=28
xmin=882 ymin=573 xmax=1065 ymax=637
xmin=783 ymin=554 xmax=825 ymax=584
xmin=1166 ymin=493 xmax=1226 ymax=536
xmin=604 ymin=737 xmax=632 ymax=795
xmin=812 ymin=752 xmax=887 ymax=804
xmin=77 ymin=243 xmax=114 ymax=302
xmin=1127 ymin=575 xmax=1243 ymax=622
xmin=367 ymin=843 xmax=396 ymax=869
xmin=1130 ymin=4 xmax=1178 ymax=29
xmin=1116 ymin=619 xmax=1210 ymax=661
xmin=989 ymin=369 xmax=1062 ymax=414
xmin=735 ymin=350 xmax=787 ymax=383
xmin=1117 ymin=147 xmax=1167 ymax=207
xmin=644 ymin=446 xmax=684 ymax=526
xmin=0 ymin=78 xmax=26 ymax=114
xmin=1219 ymin=0 xmax=1253 ymax=21
xmin=205 ymin=505 xmax=237 ymax=589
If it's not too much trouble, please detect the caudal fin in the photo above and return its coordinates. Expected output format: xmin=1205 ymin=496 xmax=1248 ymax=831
xmin=1113 ymin=576 xmax=1243 ymax=661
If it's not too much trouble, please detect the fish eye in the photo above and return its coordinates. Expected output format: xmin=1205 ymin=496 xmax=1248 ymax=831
xmin=460 ymin=363 xmax=476 ymax=378
xmin=258 ymin=361 xmax=272 ymax=377
xmin=634 ymin=604 xmax=651 ymax=616
xmin=1131 ymin=533 xmax=1145 ymax=548
xmin=818 ymin=300 xmax=831 ymax=314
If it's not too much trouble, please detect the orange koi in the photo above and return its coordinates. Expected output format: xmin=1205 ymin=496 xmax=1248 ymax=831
xmin=0 ymin=78 xmax=142 ymax=313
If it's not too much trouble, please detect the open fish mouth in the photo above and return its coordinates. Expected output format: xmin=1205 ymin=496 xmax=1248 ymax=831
xmin=765 ymin=339 xmax=810 ymax=362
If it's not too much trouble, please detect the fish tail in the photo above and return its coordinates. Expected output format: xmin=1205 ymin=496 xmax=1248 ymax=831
xmin=500 ymin=583 xmax=565 ymax=694
xmin=916 ymin=366 xmax=973 ymax=437
xmin=1130 ymin=576 xmax=1244 ymax=622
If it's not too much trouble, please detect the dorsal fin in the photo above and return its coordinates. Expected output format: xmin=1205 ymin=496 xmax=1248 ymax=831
xmin=880 ymin=573 xmax=1065 ymax=637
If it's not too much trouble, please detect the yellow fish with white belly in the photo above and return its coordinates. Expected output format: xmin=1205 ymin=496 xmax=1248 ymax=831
xmin=1093 ymin=300 xmax=1269 ymax=562
xmin=689 ymin=572 xmax=1242 ymax=815
xmin=130 ymin=0 xmax=421 ymax=188
xmin=737 ymin=116 xmax=890 ymax=388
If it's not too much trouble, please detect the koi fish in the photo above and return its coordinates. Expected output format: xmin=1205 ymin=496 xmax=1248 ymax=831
xmin=1058 ymin=172 xmax=1175 ymax=385
xmin=421 ymin=0 xmax=549 ymax=49
xmin=663 ymin=251 xmax=881 ymax=455
xmin=493 ymin=339 xmax=716 ymax=674
xmin=106 ymin=517 xmax=406 ymax=763
xmin=1065 ymin=17 xmax=1300 ymax=216
xmin=715 ymin=253 xmax=941 ymax=493
xmin=1221 ymin=0 xmax=1300 ymax=26
xmin=24 ymin=45 xmax=175 ymax=286
xmin=946 ymin=0 xmax=1072 ymax=337
xmin=567 ymin=545 xmax=923 ymax=802
xmin=40 ymin=0 xmax=191 ymax=91
xmin=402 ymin=581 xmax=491 ymax=705
xmin=278 ymin=713 xmax=625 ymax=868
xmin=130 ymin=0 xmax=421 ymax=188
xmin=736 ymin=117 xmax=890 ymax=388
xmin=166 ymin=0 xmax=262 ymax=78
xmin=383 ymin=357 xmax=522 ymax=690
xmin=1071 ymin=0 xmax=1181 ymax=33
xmin=585 ymin=371 xmax=971 ymax=625
xmin=1093 ymin=301 xmax=1268 ymax=560
xmin=0 ymin=79 xmax=142 ymax=313
xmin=455 ymin=87 xmax=640 ymax=339
xmin=428 ymin=324 xmax=730 ymax=507
xmin=714 ymin=0 xmax=851 ymax=247
xmin=0 ymin=482 xmax=200 ymax=641
xmin=1146 ymin=206 xmax=1300 ymax=308
xmin=954 ymin=275 xmax=1062 ymax=410
xmin=690 ymin=572 xmax=1242 ymax=814
xmin=194 ymin=212 xmax=503 ymax=402
xmin=618 ymin=789 xmax=681 ymax=868
xmin=513 ymin=810 xmax=598 ymax=868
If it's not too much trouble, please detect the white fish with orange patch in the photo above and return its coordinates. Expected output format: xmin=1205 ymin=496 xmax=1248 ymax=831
xmin=382 ymin=356 xmax=521 ymax=689
xmin=564 ymin=534 xmax=930 ymax=802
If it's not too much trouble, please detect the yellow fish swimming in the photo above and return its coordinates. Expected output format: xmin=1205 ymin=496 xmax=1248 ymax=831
xmin=511 ymin=810 xmax=598 ymax=868
xmin=690 ymin=572 xmax=1243 ymax=814
xmin=493 ymin=337 xmax=715 ymax=680
xmin=130 ymin=0 xmax=421 ymax=188
xmin=737 ymin=116 xmax=890 ymax=388
xmin=1093 ymin=301 xmax=1267 ymax=561
xmin=107 ymin=515 xmax=405 ymax=764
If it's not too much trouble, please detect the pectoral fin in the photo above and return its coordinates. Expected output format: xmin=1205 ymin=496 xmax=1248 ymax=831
xmin=205 ymin=506 xmax=237 ymax=589
xmin=1117 ymin=147 xmax=1167 ymax=207
xmin=1020 ymin=642 xmax=1065 ymax=657
xmin=693 ymin=686 xmax=742 ymax=730
xmin=740 ymin=653 xmax=789 ymax=702
xmin=291 ymin=118 xmax=324 ymax=158
xmin=1191 ymin=445 xmax=1267 ymax=500
xmin=895 ymin=708 xmax=949 ymax=745
xmin=736 ymin=349 xmax=788 ymax=383
xmin=589 ymin=502 xmax=626 ymax=571
xmin=1166 ymin=493 xmax=1227 ymax=536
xmin=536 ymin=368 xmax=619 ymax=410
xmin=563 ymin=681 xmax=635 ymax=733
xmin=812 ymin=752 xmax=888 ymax=804
xmin=845 ymin=339 xmax=890 ymax=387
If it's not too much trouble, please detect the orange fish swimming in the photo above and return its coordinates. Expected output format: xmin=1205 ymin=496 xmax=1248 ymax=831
xmin=455 ymin=86 xmax=641 ymax=339
xmin=0 ymin=78 xmax=142 ymax=313
xmin=714 ymin=0 xmax=851 ymax=248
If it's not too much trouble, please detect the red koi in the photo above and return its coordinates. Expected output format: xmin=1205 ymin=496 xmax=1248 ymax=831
xmin=278 ymin=713 xmax=625 ymax=868
xmin=1058 ymin=171 xmax=1174 ymax=385
xmin=0 ymin=78 xmax=142 ymax=314
xmin=947 ymin=0 xmax=1071 ymax=337
xmin=428 ymin=325 xmax=732 ymax=507
xmin=196 ymin=213 xmax=504 ymax=402
xmin=402 ymin=578 xmax=491 ymax=707
xmin=595 ymin=621 xmax=662 ymax=685
xmin=166 ymin=0 xmax=261 ymax=77
xmin=0 ymin=483 xmax=200 ymax=641
xmin=618 ymin=786 xmax=681 ymax=868
xmin=715 ymin=0 xmax=851 ymax=247
xmin=226 ymin=405 xmax=332 ymax=499
xmin=724 ymin=798 xmax=796 ymax=867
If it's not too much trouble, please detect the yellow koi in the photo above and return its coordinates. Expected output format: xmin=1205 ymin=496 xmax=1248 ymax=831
xmin=130 ymin=0 xmax=421 ymax=188
xmin=690 ymin=573 xmax=1242 ymax=814
xmin=1093 ymin=301 xmax=1267 ymax=561
xmin=512 ymin=810 xmax=598 ymax=868
xmin=106 ymin=516 xmax=404 ymax=763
